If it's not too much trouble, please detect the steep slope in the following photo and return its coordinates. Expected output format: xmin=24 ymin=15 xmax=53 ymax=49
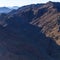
xmin=4 ymin=1 xmax=60 ymax=45
xmin=0 ymin=23 xmax=59 ymax=60
xmin=0 ymin=1 xmax=60 ymax=60
xmin=30 ymin=1 xmax=60 ymax=45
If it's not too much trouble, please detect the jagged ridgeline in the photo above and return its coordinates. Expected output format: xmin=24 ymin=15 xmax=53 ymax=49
xmin=0 ymin=1 xmax=60 ymax=60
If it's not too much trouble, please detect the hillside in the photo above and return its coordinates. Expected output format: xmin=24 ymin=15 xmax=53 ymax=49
xmin=0 ymin=1 xmax=60 ymax=60
xmin=30 ymin=1 xmax=60 ymax=45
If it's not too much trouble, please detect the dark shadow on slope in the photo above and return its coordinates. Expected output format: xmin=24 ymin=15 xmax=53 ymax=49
xmin=0 ymin=23 xmax=59 ymax=60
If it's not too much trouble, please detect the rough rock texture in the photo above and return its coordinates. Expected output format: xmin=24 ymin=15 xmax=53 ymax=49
xmin=30 ymin=1 xmax=60 ymax=45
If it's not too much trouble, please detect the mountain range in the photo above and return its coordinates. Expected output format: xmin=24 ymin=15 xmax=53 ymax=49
xmin=0 ymin=1 xmax=60 ymax=60
xmin=0 ymin=6 xmax=19 ymax=13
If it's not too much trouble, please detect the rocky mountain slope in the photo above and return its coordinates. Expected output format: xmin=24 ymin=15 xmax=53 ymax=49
xmin=30 ymin=1 xmax=60 ymax=45
xmin=0 ymin=1 xmax=60 ymax=60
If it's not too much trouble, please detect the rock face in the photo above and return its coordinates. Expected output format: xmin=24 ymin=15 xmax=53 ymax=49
xmin=30 ymin=1 xmax=60 ymax=45
xmin=0 ymin=1 xmax=60 ymax=60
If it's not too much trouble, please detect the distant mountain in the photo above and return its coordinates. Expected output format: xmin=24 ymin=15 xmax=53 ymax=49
xmin=12 ymin=6 xmax=19 ymax=9
xmin=0 ymin=7 xmax=12 ymax=13
xmin=0 ymin=1 xmax=60 ymax=60
xmin=0 ymin=6 xmax=19 ymax=13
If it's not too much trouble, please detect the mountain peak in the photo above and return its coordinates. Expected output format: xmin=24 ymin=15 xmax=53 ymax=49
xmin=46 ymin=1 xmax=54 ymax=6
xmin=47 ymin=1 xmax=53 ymax=3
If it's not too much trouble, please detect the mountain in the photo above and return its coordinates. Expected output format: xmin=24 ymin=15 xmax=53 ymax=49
xmin=30 ymin=1 xmax=60 ymax=45
xmin=0 ymin=6 xmax=19 ymax=13
xmin=11 ymin=6 xmax=19 ymax=9
xmin=0 ymin=7 xmax=12 ymax=13
xmin=0 ymin=1 xmax=60 ymax=60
